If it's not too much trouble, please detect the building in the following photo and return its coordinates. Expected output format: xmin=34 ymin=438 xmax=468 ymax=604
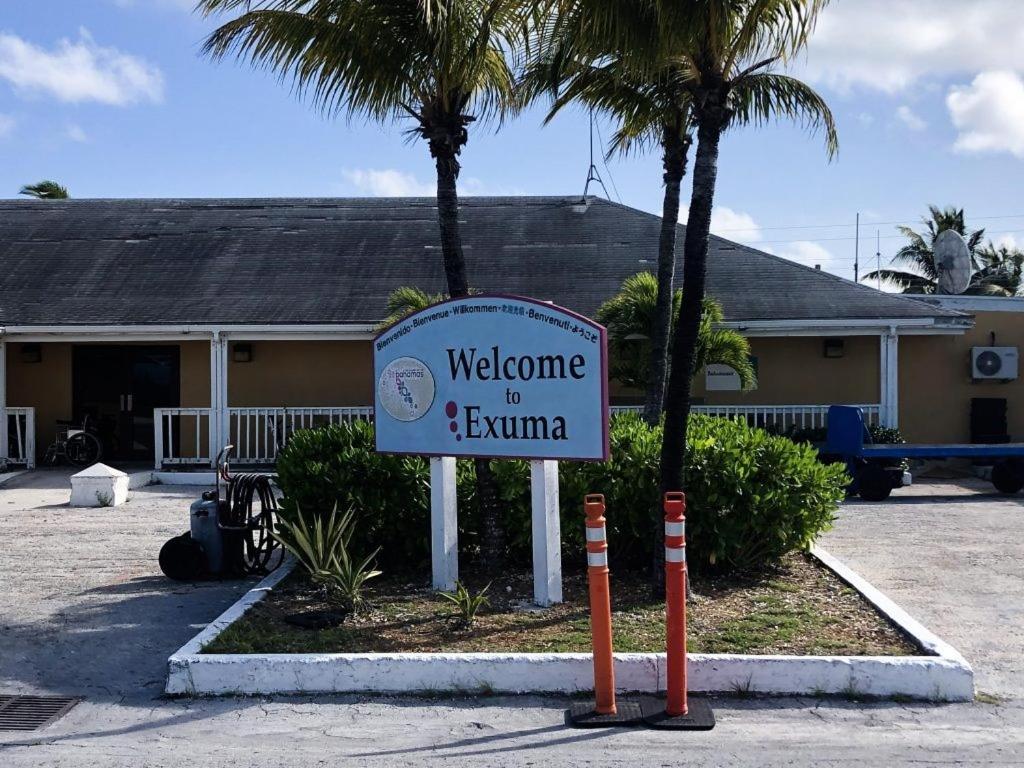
xmin=1 ymin=195 xmax=1013 ymax=470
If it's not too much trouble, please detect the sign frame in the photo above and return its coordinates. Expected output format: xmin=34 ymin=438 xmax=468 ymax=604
xmin=372 ymin=293 xmax=610 ymax=463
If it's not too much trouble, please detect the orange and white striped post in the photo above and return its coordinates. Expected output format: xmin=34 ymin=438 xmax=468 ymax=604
xmin=567 ymin=493 xmax=643 ymax=727
xmin=584 ymin=493 xmax=616 ymax=715
xmin=644 ymin=491 xmax=714 ymax=729
xmin=663 ymin=491 xmax=689 ymax=717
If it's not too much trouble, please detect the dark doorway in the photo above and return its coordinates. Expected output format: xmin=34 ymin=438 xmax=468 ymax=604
xmin=72 ymin=345 xmax=181 ymax=461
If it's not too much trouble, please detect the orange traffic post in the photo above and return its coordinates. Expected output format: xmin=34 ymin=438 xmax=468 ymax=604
xmin=566 ymin=494 xmax=642 ymax=727
xmin=643 ymin=492 xmax=716 ymax=730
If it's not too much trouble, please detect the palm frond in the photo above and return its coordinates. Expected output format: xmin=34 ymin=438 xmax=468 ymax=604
xmin=729 ymin=72 xmax=837 ymax=157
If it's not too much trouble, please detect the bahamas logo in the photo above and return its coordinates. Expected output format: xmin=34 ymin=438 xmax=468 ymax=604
xmin=378 ymin=357 xmax=435 ymax=422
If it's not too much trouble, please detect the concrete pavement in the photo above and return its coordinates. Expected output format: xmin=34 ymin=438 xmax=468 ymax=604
xmin=1 ymin=474 xmax=1022 ymax=766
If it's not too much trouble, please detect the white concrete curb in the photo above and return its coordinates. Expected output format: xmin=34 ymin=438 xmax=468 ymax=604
xmin=167 ymin=549 xmax=974 ymax=701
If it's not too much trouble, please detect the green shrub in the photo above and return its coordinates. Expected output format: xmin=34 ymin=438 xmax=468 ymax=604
xmin=277 ymin=414 xmax=847 ymax=576
xmin=275 ymin=420 xmax=481 ymax=569
xmin=492 ymin=413 xmax=848 ymax=573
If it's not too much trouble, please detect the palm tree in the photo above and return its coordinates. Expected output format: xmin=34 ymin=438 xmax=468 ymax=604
xmin=658 ymin=0 xmax=837 ymax=505
xmin=864 ymin=206 xmax=1021 ymax=296
xmin=379 ymin=286 xmax=447 ymax=329
xmin=974 ymin=243 xmax=1024 ymax=296
xmin=198 ymin=0 xmax=524 ymax=573
xmin=198 ymin=1 xmax=520 ymax=297
xmin=526 ymin=2 xmax=694 ymax=424
xmin=19 ymin=181 xmax=69 ymax=199
xmin=596 ymin=272 xmax=755 ymax=392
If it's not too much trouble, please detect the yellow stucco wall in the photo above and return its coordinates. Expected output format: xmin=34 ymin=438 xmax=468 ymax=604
xmin=227 ymin=340 xmax=374 ymax=406
xmin=899 ymin=311 xmax=1024 ymax=443
xmin=610 ymin=335 xmax=881 ymax=407
xmin=6 ymin=342 xmax=72 ymax=454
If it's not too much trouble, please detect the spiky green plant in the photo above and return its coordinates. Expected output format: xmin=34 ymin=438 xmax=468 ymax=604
xmin=439 ymin=580 xmax=491 ymax=627
xmin=273 ymin=505 xmax=382 ymax=610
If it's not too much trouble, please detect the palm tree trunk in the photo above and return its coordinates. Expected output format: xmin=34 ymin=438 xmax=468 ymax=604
xmin=434 ymin=149 xmax=470 ymax=299
xmin=432 ymin=138 xmax=505 ymax=575
xmin=656 ymin=116 xmax=724 ymax=592
xmin=642 ymin=126 xmax=691 ymax=426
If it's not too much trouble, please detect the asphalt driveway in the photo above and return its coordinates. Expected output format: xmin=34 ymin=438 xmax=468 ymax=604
xmin=0 ymin=473 xmax=1022 ymax=766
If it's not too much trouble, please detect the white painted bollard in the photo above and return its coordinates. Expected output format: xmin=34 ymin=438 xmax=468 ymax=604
xmin=70 ymin=463 xmax=129 ymax=507
xmin=530 ymin=459 xmax=563 ymax=606
xmin=430 ymin=456 xmax=458 ymax=591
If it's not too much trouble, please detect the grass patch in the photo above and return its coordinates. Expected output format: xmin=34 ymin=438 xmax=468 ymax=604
xmin=204 ymin=552 xmax=917 ymax=656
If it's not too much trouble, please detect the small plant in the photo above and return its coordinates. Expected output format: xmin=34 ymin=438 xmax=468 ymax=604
xmin=273 ymin=505 xmax=382 ymax=611
xmin=95 ymin=490 xmax=113 ymax=507
xmin=439 ymin=581 xmax=491 ymax=628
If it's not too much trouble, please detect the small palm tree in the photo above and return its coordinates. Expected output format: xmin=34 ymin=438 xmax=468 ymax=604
xmin=864 ymin=206 xmax=985 ymax=294
xmin=973 ymin=243 xmax=1024 ymax=296
xmin=527 ymin=2 xmax=695 ymax=424
xmin=864 ymin=206 xmax=1022 ymax=296
xmin=19 ymin=181 xmax=69 ymax=199
xmin=659 ymin=0 xmax=837 ymax=501
xmin=379 ymin=286 xmax=447 ymax=329
xmin=596 ymin=272 xmax=755 ymax=392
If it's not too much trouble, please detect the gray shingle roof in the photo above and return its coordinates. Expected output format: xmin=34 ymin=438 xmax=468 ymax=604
xmin=0 ymin=196 xmax=962 ymax=326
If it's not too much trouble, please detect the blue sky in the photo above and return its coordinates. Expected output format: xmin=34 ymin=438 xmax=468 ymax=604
xmin=2 ymin=0 xmax=1024 ymax=282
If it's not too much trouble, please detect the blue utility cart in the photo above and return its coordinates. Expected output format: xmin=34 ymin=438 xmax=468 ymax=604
xmin=824 ymin=405 xmax=1024 ymax=501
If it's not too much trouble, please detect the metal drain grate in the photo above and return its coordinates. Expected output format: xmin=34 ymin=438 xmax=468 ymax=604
xmin=0 ymin=695 xmax=81 ymax=731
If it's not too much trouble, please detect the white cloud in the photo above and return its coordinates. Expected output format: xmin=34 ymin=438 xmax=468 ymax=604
xmin=947 ymin=71 xmax=1024 ymax=158
xmin=341 ymin=168 xmax=490 ymax=197
xmin=342 ymin=168 xmax=436 ymax=197
xmin=0 ymin=29 xmax=163 ymax=105
xmin=0 ymin=113 xmax=13 ymax=138
xmin=768 ymin=240 xmax=836 ymax=270
xmin=896 ymin=105 xmax=927 ymax=131
xmin=709 ymin=206 xmax=762 ymax=242
xmin=801 ymin=0 xmax=1024 ymax=93
xmin=66 ymin=124 xmax=88 ymax=143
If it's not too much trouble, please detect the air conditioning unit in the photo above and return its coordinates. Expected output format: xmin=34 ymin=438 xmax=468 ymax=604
xmin=972 ymin=347 xmax=1019 ymax=381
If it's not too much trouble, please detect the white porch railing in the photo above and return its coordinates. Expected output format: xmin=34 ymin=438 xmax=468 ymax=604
xmin=610 ymin=403 xmax=883 ymax=431
xmin=2 ymin=407 xmax=36 ymax=469
xmin=154 ymin=406 xmax=375 ymax=468
xmin=155 ymin=403 xmax=883 ymax=468
xmin=228 ymin=407 xmax=375 ymax=465
xmin=154 ymin=408 xmax=214 ymax=468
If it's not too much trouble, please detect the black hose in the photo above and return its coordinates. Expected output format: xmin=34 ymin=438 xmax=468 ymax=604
xmin=219 ymin=473 xmax=283 ymax=577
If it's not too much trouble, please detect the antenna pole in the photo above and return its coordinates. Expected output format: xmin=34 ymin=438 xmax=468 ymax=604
xmin=876 ymin=230 xmax=882 ymax=291
xmin=854 ymin=212 xmax=860 ymax=283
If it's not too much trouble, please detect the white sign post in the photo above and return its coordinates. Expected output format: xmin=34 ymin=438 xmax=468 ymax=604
xmin=429 ymin=456 xmax=459 ymax=591
xmin=530 ymin=459 xmax=562 ymax=605
xmin=374 ymin=295 xmax=609 ymax=606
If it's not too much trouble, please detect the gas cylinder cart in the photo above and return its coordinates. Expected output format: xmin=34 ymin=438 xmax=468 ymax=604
xmin=159 ymin=445 xmax=285 ymax=581
xmin=824 ymin=405 xmax=1024 ymax=502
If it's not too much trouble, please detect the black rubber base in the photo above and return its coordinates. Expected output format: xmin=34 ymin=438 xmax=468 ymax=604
xmin=566 ymin=701 xmax=644 ymax=728
xmin=641 ymin=698 xmax=716 ymax=730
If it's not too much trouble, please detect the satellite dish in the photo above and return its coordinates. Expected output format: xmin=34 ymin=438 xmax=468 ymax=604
xmin=934 ymin=230 xmax=972 ymax=295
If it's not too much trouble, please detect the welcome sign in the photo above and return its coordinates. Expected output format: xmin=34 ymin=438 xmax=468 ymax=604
xmin=373 ymin=295 xmax=609 ymax=461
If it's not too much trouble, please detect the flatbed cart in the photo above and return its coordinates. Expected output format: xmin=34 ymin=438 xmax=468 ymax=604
xmin=824 ymin=405 xmax=1024 ymax=501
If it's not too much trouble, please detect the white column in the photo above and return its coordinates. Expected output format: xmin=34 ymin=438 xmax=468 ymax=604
xmin=0 ymin=340 xmax=7 ymax=464
xmin=218 ymin=336 xmax=230 ymax=454
xmin=430 ymin=456 xmax=458 ymax=591
xmin=209 ymin=333 xmax=230 ymax=465
xmin=880 ymin=328 xmax=899 ymax=429
xmin=530 ymin=459 xmax=563 ymax=606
